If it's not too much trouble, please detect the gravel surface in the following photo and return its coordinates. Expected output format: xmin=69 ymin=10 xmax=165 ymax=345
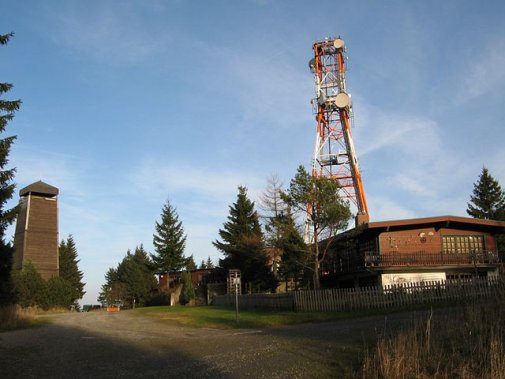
xmin=0 ymin=309 xmax=424 ymax=378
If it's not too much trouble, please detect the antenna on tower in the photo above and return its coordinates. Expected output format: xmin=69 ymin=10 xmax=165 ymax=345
xmin=304 ymin=36 xmax=369 ymax=242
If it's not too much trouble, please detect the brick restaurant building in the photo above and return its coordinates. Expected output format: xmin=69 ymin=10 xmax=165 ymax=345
xmin=322 ymin=215 xmax=505 ymax=288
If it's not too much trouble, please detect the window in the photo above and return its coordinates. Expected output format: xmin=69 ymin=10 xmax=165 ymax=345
xmin=442 ymin=235 xmax=484 ymax=254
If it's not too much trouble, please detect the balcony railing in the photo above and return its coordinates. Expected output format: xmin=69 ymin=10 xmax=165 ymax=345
xmin=364 ymin=251 xmax=499 ymax=268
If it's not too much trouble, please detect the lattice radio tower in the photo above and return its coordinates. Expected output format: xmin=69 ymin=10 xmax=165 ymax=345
xmin=305 ymin=36 xmax=369 ymax=241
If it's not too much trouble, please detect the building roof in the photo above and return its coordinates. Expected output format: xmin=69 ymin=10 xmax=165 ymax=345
xmin=333 ymin=215 xmax=505 ymax=242
xmin=367 ymin=215 xmax=505 ymax=232
xmin=19 ymin=181 xmax=59 ymax=197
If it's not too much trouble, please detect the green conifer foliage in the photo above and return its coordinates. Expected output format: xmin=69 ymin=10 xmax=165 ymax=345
xmin=0 ymin=33 xmax=20 ymax=306
xmin=186 ymin=254 xmax=197 ymax=271
xmin=98 ymin=246 xmax=157 ymax=307
xmin=11 ymin=262 xmax=45 ymax=308
xmin=205 ymin=256 xmax=214 ymax=269
xmin=180 ymin=271 xmax=195 ymax=305
xmin=467 ymin=167 xmax=505 ymax=220
xmin=151 ymin=200 xmax=187 ymax=275
xmin=58 ymin=235 xmax=86 ymax=306
xmin=214 ymin=186 xmax=277 ymax=293
xmin=277 ymin=208 xmax=308 ymax=290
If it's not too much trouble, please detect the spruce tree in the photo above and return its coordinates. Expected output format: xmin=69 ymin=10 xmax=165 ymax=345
xmin=214 ymin=186 xmax=277 ymax=293
xmin=58 ymin=235 xmax=86 ymax=307
xmin=179 ymin=271 xmax=195 ymax=305
xmin=277 ymin=208 xmax=308 ymax=290
xmin=0 ymin=33 xmax=20 ymax=305
xmin=186 ymin=254 xmax=197 ymax=271
xmin=205 ymin=256 xmax=214 ymax=269
xmin=98 ymin=246 xmax=156 ymax=307
xmin=151 ymin=200 xmax=187 ymax=287
xmin=467 ymin=167 xmax=505 ymax=220
xmin=119 ymin=246 xmax=157 ymax=307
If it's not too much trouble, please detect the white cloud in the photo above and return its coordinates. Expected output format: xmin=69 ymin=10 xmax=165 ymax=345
xmin=129 ymin=159 xmax=265 ymax=201
xmin=49 ymin=4 xmax=173 ymax=65
xmin=456 ymin=37 xmax=505 ymax=103
xmin=368 ymin=195 xmax=417 ymax=221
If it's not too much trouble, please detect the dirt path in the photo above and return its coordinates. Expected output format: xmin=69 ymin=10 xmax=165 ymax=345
xmin=0 ymin=309 xmax=425 ymax=378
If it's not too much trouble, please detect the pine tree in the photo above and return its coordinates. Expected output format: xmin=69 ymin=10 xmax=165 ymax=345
xmin=58 ymin=235 xmax=85 ymax=307
xmin=277 ymin=208 xmax=308 ymax=290
xmin=214 ymin=186 xmax=277 ymax=293
xmin=119 ymin=245 xmax=157 ymax=307
xmin=186 ymin=254 xmax=197 ymax=271
xmin=98 ymin=267 xmax=121 ymax=305
xmin=151 ymin=200 xmax=187 ymax=286
xmin=179 ymin=271 xmax=195 ymax=305
xmin=98 ymin=246 xmax=157 ymax=308
xmin=205 ymin=256 xmax=214 ymax=269
xmin=11 ymin=262 xmax=45 ymax=308
xmin=199 ymin=259 xmax=206 ymax=269
xmin=467 ymin=167 xmax=505 ymax=220
xmin=282 ymin=165 xmax=352 ymax=289
xmin=0 ymin=33 xmax=20 ymax=306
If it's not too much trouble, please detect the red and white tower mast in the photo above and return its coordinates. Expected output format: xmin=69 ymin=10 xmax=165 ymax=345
xmin=305 ymin=36 xmax=369 ymax=240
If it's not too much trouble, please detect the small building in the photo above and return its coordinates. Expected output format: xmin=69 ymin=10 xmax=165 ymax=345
xmin=158 ymin=268 xmax=214 ymax=290
xmin=13 ymin=181 xmax=59 ymax=280
xmin=322 ymin=215 xmax=505 ymax=288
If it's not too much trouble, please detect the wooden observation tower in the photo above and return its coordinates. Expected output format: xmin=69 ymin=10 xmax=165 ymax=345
xmin=13 ymin=180 xmax=59 ymax=280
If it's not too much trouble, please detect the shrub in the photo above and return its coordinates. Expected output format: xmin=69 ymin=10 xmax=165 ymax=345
xmin=180 ymin=272 xmax=195 ymax=305
xmin=145 ymin=292 xmax=170 ymax=307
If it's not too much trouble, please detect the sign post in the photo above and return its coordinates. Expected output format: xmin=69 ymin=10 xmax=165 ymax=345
xmin=228 ymin=269 xmax=241 ymax=325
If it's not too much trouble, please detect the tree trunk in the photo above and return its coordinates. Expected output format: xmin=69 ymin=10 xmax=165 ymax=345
xmin=313 ymin=224 xmax=320 ymax=290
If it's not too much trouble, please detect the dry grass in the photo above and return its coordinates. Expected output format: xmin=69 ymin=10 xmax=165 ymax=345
xmin=0 ymin=305 xmax=68 ymax=331
xmin=0 ymin=305 xmax=35 ymax=330
xmin=360 ymin=291 xmax=505 ymax=378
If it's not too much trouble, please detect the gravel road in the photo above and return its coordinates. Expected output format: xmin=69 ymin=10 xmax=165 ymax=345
xmin=0 ymin=309 xmax=423 ymax=378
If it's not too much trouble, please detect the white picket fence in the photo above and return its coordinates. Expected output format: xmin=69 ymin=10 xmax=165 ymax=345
xmin=212 ymin=278 xmax=505 ymax=312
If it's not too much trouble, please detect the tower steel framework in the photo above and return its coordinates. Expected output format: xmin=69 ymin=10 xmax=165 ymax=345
xmin=305 ymin=37 xmax=369 ymax=241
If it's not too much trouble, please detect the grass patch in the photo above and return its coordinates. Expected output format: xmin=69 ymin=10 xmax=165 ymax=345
xmin=133 ymin=305 xmax=352 ymax=329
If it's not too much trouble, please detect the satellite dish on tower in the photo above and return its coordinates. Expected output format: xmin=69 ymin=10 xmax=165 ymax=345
xmin=333 ymin=38 xmax=345 ymax=50
xmin=308 ymin=58 xmax=316 ymax=73
xmin=335 ymin=92 xmax=351 ymax=109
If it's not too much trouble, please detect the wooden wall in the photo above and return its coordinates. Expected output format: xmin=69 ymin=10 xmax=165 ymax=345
xmin=13 ymin=194 xmax=59 ymax=280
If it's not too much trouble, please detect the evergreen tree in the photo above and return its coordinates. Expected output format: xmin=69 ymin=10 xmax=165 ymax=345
xmin=151 ymin=199 xmax=187 ymax=290
xmin=0 ymin=33 xmax=20 ymax=306
xmin=179 ymin=271 xmax=195 ymax=305
xmin=186 ymin=254 xmax=197 ymax=271
xmin=99 ymin=246 xmax=157 ymax=308
xmin=45 ymin=276 xmax=75 ymax=309
xmin=98 ymin=267 xmax=124 ymax=305
xmin=467 ymin=167 xmax=505 ymax=220
xmin=58 ymin=235 xmax=85 ymax=307
xmin=277 ymin=208 xmax=308 ymax=290
xmin=11 ymin=262 xmax=45 ymax=308
xmin=214 ymin=186 xmax=277 ymax=293
xmin=205 ymin=256 xmax=214 ymax=269
xmin=199 ymin=259 xmax=206 ymax=269
xmin=282 ymin=165 xmax=352 ymax=289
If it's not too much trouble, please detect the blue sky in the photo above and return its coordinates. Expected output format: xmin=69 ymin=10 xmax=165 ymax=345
xmin=2 ymin=0 xmax=504 ymax=305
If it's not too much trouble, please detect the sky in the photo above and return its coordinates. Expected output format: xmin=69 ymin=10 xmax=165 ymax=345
xmin=1 ymin=0 xmax=505 ymax=305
